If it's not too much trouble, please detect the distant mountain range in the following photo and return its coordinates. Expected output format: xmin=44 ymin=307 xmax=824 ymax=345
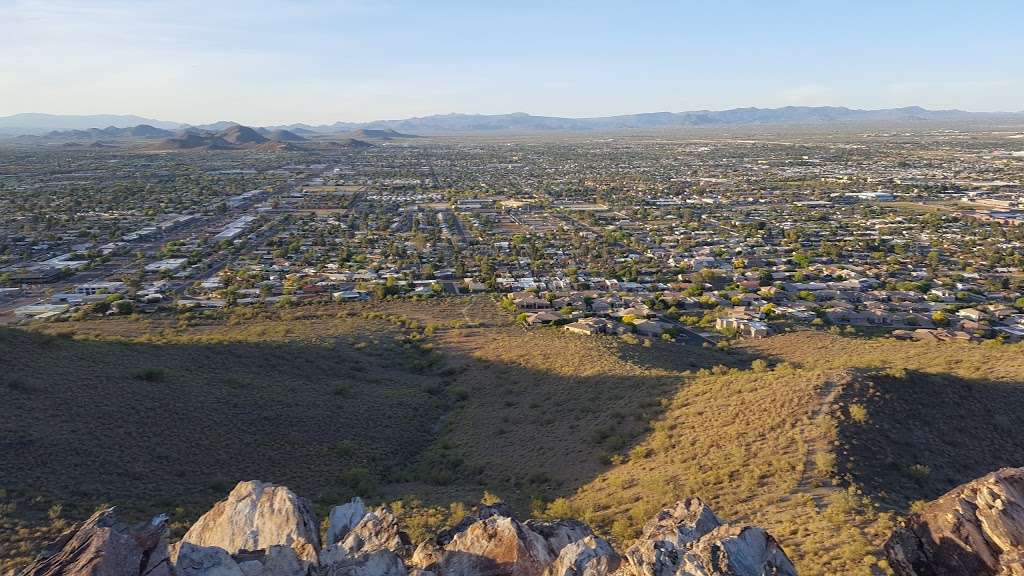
xmin=0 ymin=113 xmax=179 ymax=135
xmin=8 ymin=123 xmax=384 ymax=151
xmin=3 ymin=106 xmax=1024 ymax=137
xmin=28 ymin=124 xmax=177 ymax=141
xmin=311 ymin=107 xmax=1024 ymax=134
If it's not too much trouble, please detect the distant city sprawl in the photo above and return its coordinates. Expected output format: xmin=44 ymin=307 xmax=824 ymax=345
xmin=1 ymin=127 xmax=1023 ymax=343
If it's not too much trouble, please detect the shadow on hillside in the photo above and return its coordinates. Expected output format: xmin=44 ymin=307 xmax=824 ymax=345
xmin=0 ymin=325 xmax=752 ymax=525
xmin=836 ymin=369 xmax=1024 ymax=510
xmin=0 ymin=326 xmax=449 ymax=518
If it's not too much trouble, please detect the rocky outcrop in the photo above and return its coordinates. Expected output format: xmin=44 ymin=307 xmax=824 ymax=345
xmin=173 ymin=543 xmax=243 ymax=576
xmin=433 ymin=513 xmax=555 ymax=576
xmin=620 ymin=498 xmax=796 ymax=576
xmin=543 ymin=535 xmax=619 ymax=576
xmin=326 ymin=499 xmax=368 ymax=547
xmin=172 ymin=480 xmax=321 ymax=576
xmin=411 ymin=503 xmax=618 ymax=576
xmin=19 ymin=508 xmax=172 ymax=576
xmin=337 ymin=507 xmax=410 ymax=557
xmin=524 ymin=520 xmax=596 ymax=557
xmin=320 ymin=549 xmax=408 ymax=576
xmin=178 ymin=481 xmax=320 ymax=565
xmin=319 ymin=504 xmax=410 ymax=576
xmin=885 ymin=466 xmax=1024 ymax=576
xmin=19 ymin=482 xmax=796 ymax=576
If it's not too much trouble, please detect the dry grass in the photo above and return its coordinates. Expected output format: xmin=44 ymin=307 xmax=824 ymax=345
xmin=2 ymin=302 xmax=1022 ymax=576
xmin=559 ymin=332 xmax=1024 ymax=576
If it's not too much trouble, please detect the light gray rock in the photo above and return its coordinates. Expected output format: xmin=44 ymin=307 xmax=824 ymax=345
xmin=175 ymin=543 xmax=310 ymax=576
xmin=327 ymin=498 xmax=368 ymax=546
xmin=174 ymin=542 xmax=245 ymax=576
xmin=524 ymin=520 xmax=595 ymax=557
xmin=338 ymin=507 xmax=410 ymax=557
xmin=620 ymin=499 xmax=796 ymax=576
xmin=321 ymin=549 xmax=409 ymax=576
xmin=238 ymin=559 xmax=266 ymax=576
xmin=543 ymin=535 xmax=620 ymax=576
xmin=675 ymin=525 xmax=797 ymax=576
xmin=179 ymin=480 xmax=321 ymax=566
xmin=261 ymin=545 xmax=310 ymax=576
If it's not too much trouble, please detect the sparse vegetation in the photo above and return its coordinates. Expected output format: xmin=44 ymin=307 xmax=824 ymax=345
xmin=1 ymin=303 xmax=1023 ymax=574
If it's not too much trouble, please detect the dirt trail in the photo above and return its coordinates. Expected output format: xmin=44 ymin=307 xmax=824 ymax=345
xmin=780 ymin=369 xmax=853 ymax=510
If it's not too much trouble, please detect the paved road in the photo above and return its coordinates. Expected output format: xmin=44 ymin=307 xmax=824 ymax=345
xmin=660 ymin=316 xmax=716 ymax=345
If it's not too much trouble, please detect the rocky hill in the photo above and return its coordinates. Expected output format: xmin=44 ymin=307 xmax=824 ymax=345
xmin=218 ymin=124 xmax=268 ymax=145
xmin=18 ymin=480 xmax=798 ymax=576
xmin=152 ymin=124 xmax=305 ymax=151
xmin=20 ymin=468 xmax=1024 ymax=575
xmin=3 ymin=304 xmax=1024 ymax=575
xmin=259 ymin=128 xmax=307 ymax=142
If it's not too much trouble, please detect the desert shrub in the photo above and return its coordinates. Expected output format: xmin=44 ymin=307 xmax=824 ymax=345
xmin=610 ymin=517 xmax=638 ymax=544
xmin=133 ymin=368 xmax=166 ymax=382
xmin=544 ymin=497 xmax=574 ymax=519
xmin=629 ymin=445 xmax=652 ymax=461
xmin=815 ymin=451 xmax=837 ymax=477
xmin=907 ymin=464 xmax=930 ymax=481
xmin=339 ymin=467 xmax=377 ymax=497
xmin=848 ymin=403 xmax=869 ymax=424
xmin=389 ymin=499 xmax=453 ymax=543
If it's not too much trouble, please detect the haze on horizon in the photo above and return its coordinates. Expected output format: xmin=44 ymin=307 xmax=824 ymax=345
xmin=1 ymin=0 xmax=1022 ymax=126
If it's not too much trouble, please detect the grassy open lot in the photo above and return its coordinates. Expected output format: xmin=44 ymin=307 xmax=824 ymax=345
xmin=1 ymin=299 xmax=1022 ymax=576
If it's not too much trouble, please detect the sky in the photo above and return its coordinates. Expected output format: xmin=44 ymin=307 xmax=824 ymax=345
xmin=1 ymin=0 xmax=1022 ymax=125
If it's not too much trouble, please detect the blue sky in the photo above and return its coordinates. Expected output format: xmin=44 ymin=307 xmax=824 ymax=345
xmin=1 ymin=0 xmax=1021 ymax=124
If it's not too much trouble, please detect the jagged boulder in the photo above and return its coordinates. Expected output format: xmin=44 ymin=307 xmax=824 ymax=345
xmin=885 ymin=466 xmax=1024 ymax=576
xmin=525 ymin=520 xmax=595 ymax=556
xmin=437 ymin=513 xmax=553 ymax=576
xmin=339 ymin=507 xmax=410 ymax=557
xmin=319 ymin=506 xmax=410 ymax=576
xmin=410 ymin=540 xmax=444 ymax=571
xmin=174 ymin=542 xmax=244 ymax=576
xmin=422 ymin=505 xmax=555 ymax=576
xmin=435 ymin=503 xmax=515 ymax=547
xmin=326 ymin=498 xmax=368 ymax=546
xmin=543 ymin=535 xmax=620 ymax=576
xmin=177 ymin=480 xmax=320 ymax=566
xmin=674 ymin=525 xmax=797 ymax=576
xmin=414 ymin=504 xmax=616 ymax=576
xmin=321 ymin=549 xmax=409 ymax=576
xmin=621 ymin=498 xmax=796 ymax=576
xmin=19 ymin=508 xmax=172 ymax=576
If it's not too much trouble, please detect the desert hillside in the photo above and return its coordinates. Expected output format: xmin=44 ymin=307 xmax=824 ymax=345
xmin=2 ymin=297 xmax=1023 ymax=575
